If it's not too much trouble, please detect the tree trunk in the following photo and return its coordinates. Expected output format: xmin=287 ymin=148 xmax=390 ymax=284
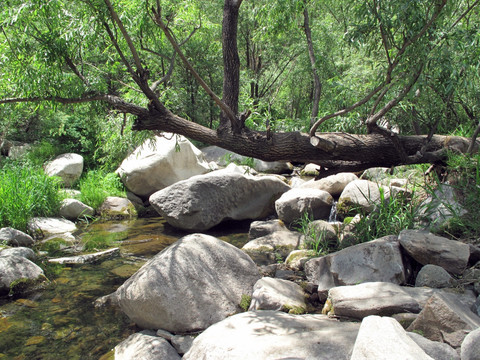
xmin=303 ymin=5 xmax=322 ymax=127
xmin=220 ymin=0 xmax=242 ymax=131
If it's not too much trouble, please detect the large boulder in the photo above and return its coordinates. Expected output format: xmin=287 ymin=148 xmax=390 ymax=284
xmin=113 ymin=234 xmax=261 ymax=333
xmin=183 ymin=311 xmax=360 ymax=360
xmin=305 ymin=235 xmax=406 ymax=300
xmin=407 ymin=331 xmax=460 ymax=360
xmin=461 ymin=327 xmax=480 ymax=360
xmin=0 ymin=255 xmax=45 ymax=295
xmin=116 ymin=135 xmax=210 ymax=198
xmin=150 ymin=170 xmax=290 ymax=231
xmin=0 ymin=227 xmax=34 ymax=247
xmin=300 ymin=172 xmax=358 ymax=196
xmin=407 ymin=292 xmax=480 ymax=347
xmin=351 ymin=316 xmax=433 ymax=360
xmin=114 ymin=330 xmax=181 ymax=360
xmin=338 ymin=179 xmax=390 ymax=214
xmin=275 ymin=188 xmax=333 ymax=225
xmin=44 ymin=153 xmax=84 ymax=186
xmin=399 ymin=230 xmax=470 ymax=275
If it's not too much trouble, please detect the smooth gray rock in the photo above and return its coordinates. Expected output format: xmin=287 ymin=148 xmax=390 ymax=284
xmin=338 ymin=179 xmax=390 ymax=213
xmin=27 ymin=217 xmax=77 ymax=237
xmin=249 ymin=277 xmax=306 ymax=312
xmin=183 ymin=311 xmax=360 ymax=360
xmin=285 ymin=249 xmax=316 ymax=271
xmin=305 ymin=235 xmax=405 ymax=300
xmin=460 ymin=327 xmax=480 ymax=360
xmin=407 ymin=292 xmax=480 ymax=347
xmin=0 ymin=227 xmax=34 ymax=247
xmin=275 ymin=188 xmax=333 ymax=224
xmin=399 ymin=230 xmax=470 ymax=275
xmin=114 ymin=234 xmax=261 ymax=332
xmin=415 ymin=264 xmax=457 ymax=288
xmin=248 ymin=220 xmax=290 ymax=240
xmin=150 ymin=171 xmax=290 ymax=231
xmin=44 ymin=153 xmax=84 ymax=186
xmin=0 ymin=247 xmax=36 ymax=260
xmin=117 ymin=134 xmax=210 ymax=198
xmin=325 ymin=282 xmax=421 ymax=319
xmin=300 ymin=172 xmax=358 ymax=196
xmin=59 ymin=198 xmax=95 ymax=220
xmin=242 ymin=231 xmax=304 ymax=253
xmin=114 ymin=330 xmax=181 ymax=360
xmin=351 ymin=316 xmax=433 ymax=360
xmin=407 ymin=331 xmax=460 ymax=360
xmin=0 ymin=255 xmax=45 ymax=295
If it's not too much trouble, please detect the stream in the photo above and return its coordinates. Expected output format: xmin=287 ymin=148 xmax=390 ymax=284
xmin=0 ymin=217 xmax=250 ymax=359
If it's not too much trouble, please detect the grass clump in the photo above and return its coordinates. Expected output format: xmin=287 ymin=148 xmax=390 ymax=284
xmin=294 ymin=212 xmax=338 ymax=256
xmin=353 ymin=186 xmax=420 ymax=242
xmin=239 ymin=294 xmax=252 ymax=312
xmin=0 ymin=162 xmax=63 ymax=233
xmin=78 ymin=170 xmax=126 ymax=210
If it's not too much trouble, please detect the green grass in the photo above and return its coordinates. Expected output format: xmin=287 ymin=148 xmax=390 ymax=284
xmin=352 ymin=186 xmax=420 ymax=242
xmin=0 ymin=162 xmax=63 ymax=233
xmin=78 ymin=170 xmax=126 ymax=210
xmin=293 ymin=212 xmax=339 ymax=256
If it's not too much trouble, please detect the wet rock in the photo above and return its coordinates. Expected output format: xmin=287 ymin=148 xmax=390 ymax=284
xmin=338 ymin=179 xmax=390 ymax=213
xmin=415 ymin=264 xmax=457 ymax=288
xmin=351 ymin=316 xmax=433 ymax=360
xmin=48 ymin=248 xmax=120 ymax=265
xmin=324 ymin=282 xmax=420 ymax=319
xmin=183 ymin=311 xmax=360 ymax=360
xmin=275 ymin=188 xmax=333 ymax=224
xmin=305 ymin=235 xmax=405 ymax=300
xmin=59 ymin=199 xmax=95 ymax=220
xmin=27 ymin=217 xmax=77 ymax=238
xmin=114 ymin=330 xmax=181 ymax=360
xmin=44 ymin=153 xmax=84 ymax=187
xmin=407 ymin=292 xmax=480 ymax=347
xmin=0 ymin=255 xmax=45 ymax=295
xmin=116 ymin=134 xmax=210 ymax=198
xmin=98 ymin=197 xmax=136 ymax=219
xmin=407 ymin=331 xmax=460 ymax=360
xmin=300 ymin=172 xmax=358 ymax=196
xmin=114 ymin=234 xmax=261 ymax=332
xmin=460 ymin=327 xmax=480 ymax=360
xmin=150 ymin=171 xmax=289 ymax=231
xmin=0 ymin=227 xmax=34 ymax=247
xmin=399 ymin=230 xmax=470 ymax=275
xmin=249 ymin=277 xmax=306 ymax=313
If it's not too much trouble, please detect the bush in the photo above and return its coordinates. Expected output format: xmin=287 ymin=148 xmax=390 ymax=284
xmin=78 ymin=170 xmax=126 ymax=210
xmin=0 ymin=162 xmax=62 ymax=233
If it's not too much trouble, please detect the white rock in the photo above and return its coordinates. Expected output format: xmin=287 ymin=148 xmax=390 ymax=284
xmin=116 ymin=134 xmax=210 ymax=198
xmin=300 ymin=172 xmax=358 ymax=196
xmin=44 ymin=153 xmax=84 ymax=186
xmin=275 ymin=188 xmax=333 ymax=224
xmin=249 ymin=277 xmax=306 ymax=312
xmin=338 ymin=179 xmax=390 ymax=213
xmin=0 ymin=227 xmax=34 ymax=247
xmin=28 ymin=217 xmax=77 ymax=237
xmin=59 ymin=199 xmax=95 ymax=220
xmin=114 ymin=330 xmax=181 ymax=360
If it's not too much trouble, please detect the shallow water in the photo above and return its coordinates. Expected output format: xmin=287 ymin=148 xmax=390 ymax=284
xmin=0 ymin=217 xmax=250 ymax=359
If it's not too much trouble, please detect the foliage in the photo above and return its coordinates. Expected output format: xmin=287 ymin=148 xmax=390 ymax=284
xmin=239 ymin=294 xmax=252 ymax=312
xmin=353 ymin=186 xmax=420 ymax=242
xmin=78 ymin=170 xmax=126 ymax=210
xmin=293 ymin=212 xmax=338 ymax=256
xmin=427 ymin=152 xmax=480 ymax=241
xmin=0 ymin=161 xmax=63 ymax=233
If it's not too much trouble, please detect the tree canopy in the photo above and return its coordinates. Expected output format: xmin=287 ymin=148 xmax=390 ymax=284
xmin=1 ymin=0 xmax=479 ymax=174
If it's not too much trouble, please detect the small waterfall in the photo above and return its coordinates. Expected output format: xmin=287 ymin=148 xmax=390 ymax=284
xmin=328 ymin=201 xmax=338 ymax=223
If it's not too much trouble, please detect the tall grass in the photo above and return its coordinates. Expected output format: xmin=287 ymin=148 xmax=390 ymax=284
xmin=353 ymin=186 xmax=420 ymax=242
xmin=0 ymin=162 xmax=62 ymax=233
xmin=78 ymin=170 xmax=126 ymax=210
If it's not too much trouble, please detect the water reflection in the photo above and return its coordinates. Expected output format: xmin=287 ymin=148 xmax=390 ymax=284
xmin=0 ymin=216 xmax=250 ymax=359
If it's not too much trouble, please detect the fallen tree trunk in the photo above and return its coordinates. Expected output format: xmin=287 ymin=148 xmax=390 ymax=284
xmin=132 ymin=105 xmax=478 ymax=177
